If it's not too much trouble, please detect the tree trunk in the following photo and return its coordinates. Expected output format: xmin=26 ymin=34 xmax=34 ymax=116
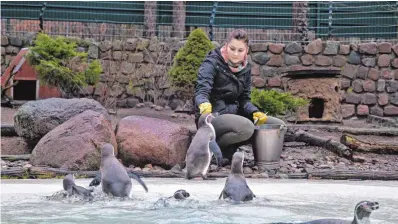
xmin=171 ymin=1 xmax=186 ymax=39
xmin=293 ymin=129 xmax=352 ymax=158
xmin=292 ymin=1 xmax=309 ymax=44
xmin=340 ymin=134 xmax=398 ymax=154
xmin=144 ymin=1 xmax=157 ymax=38
xmin=288 ymin=170 xmax=398 ymax=181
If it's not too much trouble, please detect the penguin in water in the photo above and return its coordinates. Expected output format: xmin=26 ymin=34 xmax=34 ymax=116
xmin=218 ymin=151 xmax=255 ymax=203
xmin=99 ymin=143 xmax=148 ymax=197
xmin=63 ymin=174 xmax=94 ymax=201
xmin=272 ymin=200 xmax=380 ymax=224
xmin=153 ymin=189 xmax=191 ymax=208
xmin=172 ymin=189 xmax=190 ymax=200
xmin=185 ymin=113 xmax=223 ymax=180
xmin=89 ymin=170 xmax=147 ymax=190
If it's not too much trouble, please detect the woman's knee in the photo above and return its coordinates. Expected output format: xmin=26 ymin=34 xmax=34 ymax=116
xmin=211 ymin=114 xmax=254 ymax=142
xmin=239 ymin=119 xmax=255 ymax=139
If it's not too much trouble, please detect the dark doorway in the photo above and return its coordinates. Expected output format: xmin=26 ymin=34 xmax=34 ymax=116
xmin=13 ymin=80 xmax=36 ymax=100
xmin=308 ymin=98 xmax=324 ymax=118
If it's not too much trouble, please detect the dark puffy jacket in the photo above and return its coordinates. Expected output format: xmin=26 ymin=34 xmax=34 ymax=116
xmin=194 ymin=47 xmax=259 ymax=123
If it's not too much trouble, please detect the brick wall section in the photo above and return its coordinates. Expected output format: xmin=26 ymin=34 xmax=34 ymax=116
xmin=2 ymin=35 xmax=398 ymax=117
xmin=248 ymin=39 xmax=398 ymax=117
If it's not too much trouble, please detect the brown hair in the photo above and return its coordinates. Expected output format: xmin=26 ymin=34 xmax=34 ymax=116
xmin=226 ymin=29 xmax=249 ymax=46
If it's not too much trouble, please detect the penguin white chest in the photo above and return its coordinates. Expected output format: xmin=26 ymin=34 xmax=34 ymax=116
xmin=202 ymin=142 xmax=213 ymax=176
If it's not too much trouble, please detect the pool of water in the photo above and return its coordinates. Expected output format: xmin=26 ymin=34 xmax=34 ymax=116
xmin=1 ymin=178 xmax=397 ymax=224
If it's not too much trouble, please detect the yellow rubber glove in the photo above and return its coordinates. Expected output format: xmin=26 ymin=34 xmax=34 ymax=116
xmin=199 ymin=102 xmax=212 ymax=114
xmin=253 ymin=111 xmax=268 ymax=125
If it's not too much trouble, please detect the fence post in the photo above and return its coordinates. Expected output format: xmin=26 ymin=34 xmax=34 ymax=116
xmin=328 ymin=1 xmax=333 ymax=39
xmin=39 ymin=2 xmax=47 ymax=32
xmin=209 ymin=1 xmax=218 ymax=41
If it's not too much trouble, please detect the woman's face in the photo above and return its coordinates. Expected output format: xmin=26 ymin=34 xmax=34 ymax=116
xmin=226 ymin=38 xmax=248 ymax=64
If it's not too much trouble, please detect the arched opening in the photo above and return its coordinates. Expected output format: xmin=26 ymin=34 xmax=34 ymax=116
xmin=308 ymin=98 xmax=324 ymax=118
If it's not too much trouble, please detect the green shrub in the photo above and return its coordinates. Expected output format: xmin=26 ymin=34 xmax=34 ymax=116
xmin=251 ymin=89 xmax=309 ymax=116
xmin=168 ymin=28 xmax=215 ymax=100
xmin=27 ymin=33 xmax=102 ymax=97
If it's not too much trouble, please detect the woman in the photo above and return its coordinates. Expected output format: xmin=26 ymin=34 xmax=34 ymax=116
xmin=194 ymin=29 xmax=285 ymax=161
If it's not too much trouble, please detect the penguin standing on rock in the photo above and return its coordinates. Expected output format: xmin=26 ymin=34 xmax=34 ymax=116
xmin=185 ymin=113 xmax=223 ymax=180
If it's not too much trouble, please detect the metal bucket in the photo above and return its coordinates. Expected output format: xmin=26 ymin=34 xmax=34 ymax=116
xmin=252 ymin=124 xmax=287 ymax=170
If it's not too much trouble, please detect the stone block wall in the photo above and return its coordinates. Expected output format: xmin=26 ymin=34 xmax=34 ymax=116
xmin=248 ymin=39 xmax=398 ymax=117
xmin=2 ymin=34 xmax=398 ymax=118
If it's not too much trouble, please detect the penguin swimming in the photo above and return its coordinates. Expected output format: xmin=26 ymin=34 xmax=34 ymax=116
xmin=89 ymin=170 xmax=147 ymax=192
xmin=271 ymin=200 xmax=380 ymax=224
xmin=218 ymin=151 xmax=255 ymax=203
xmin=100 ymin=143 xmax=148 ymax=197
xmin=173 ymin=189 xmax=190 ymax=200
xmin=185 ymin=113 xmax=223 ymax=180
xmin=63 ymin=174 xmax=94 ymax=201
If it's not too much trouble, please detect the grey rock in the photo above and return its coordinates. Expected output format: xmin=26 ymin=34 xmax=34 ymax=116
xmin=348 ymin=51 xmax=361 ymax=64
xmin=88 ymin=44 xmax=99 ymax=59
xmin=127 ymin=98 xmax=139 ymax=108
xmin=377 ymin=79 xmax=386 ymax=92
xmin=356 ymin=66 xmax=369 ymax=80
xmin=1 ymin=36 xmax=9 ymax=46
xmin=362 ymin=57 xmax=376 ymax=67
xmin=386 ymin=80 xmax=398 ymax=93
xmin=252 ymin=52 xmax=270 ymax=65
xmin=361 ymin=93 xmax=377 ymax=105
xmin=285 ymin=54 xmax=300 ymax=65
xmin=345 ymin=92 xmax=362 ymax=104
xmin=284 ymin=42 xmax=302 ymax=54
xmin=9 ymin=37 xmax=23 ymax=47
xmin=323 ymin=41 xmax=339 ymax=55
xmin=14 ymin=98 xmax=109 ymax=143
xmin=370 ymin=106 xmax=384 ymax=116
xmin=352 ymin=80 xmax=363 ymax=93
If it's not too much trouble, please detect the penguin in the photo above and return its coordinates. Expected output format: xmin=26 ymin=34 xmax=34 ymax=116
xmin=185 ymin=113 xmax=222 ymax=180
xmin=173 ymin=189 xmax=190 ymax=200
xmin=271 ymin=200 xmax=380 ymax=224
xmin=218 ymin=151 xmax=255 ymax=203
xmin=100 ymin=143 xmax=148 ymax=197
xmin=63 ymin=174 xmax=94 ymax=201
xmin=89 ymin=170 xmax=147 ymax=192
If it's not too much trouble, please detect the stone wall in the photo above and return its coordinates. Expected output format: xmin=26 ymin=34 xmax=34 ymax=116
xmin=248 ymin=39 xmax=398 ymax=117
xmin=2 ymin=35 xmax=398 ymax=118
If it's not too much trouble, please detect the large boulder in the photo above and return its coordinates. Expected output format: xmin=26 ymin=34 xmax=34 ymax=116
xmin=14 ymin=98 xmax=109 ymax=144
xmin=1 ymin=137 xmax=31 ymax=155
xmin=116 ymin=116 xmax=191 ymax=169
xmin=30 ymin=110 xmax=116 ymax=171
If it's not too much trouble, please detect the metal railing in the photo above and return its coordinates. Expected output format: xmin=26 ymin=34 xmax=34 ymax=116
xmin=1 ymin=1 xmax=397 ymax=43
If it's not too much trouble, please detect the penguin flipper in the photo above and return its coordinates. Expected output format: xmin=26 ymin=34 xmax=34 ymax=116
xmin=89 ymin=170 xmax=102 ymax=187
xmin=209 ymin=140 xmax=223 ymax=167
xmin=218 ymin=190 xmax=224 ymax=200
xmin=128 ymin=171 xmax=148 ymax=192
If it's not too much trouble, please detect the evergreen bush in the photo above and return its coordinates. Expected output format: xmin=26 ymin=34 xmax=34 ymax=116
xmin=27 ymin=33 xmax=102 ymax=97
xmin=251 ymin=89 xmax=309 ymax=116
xmin=168 ymin=28 xmax=214 ymax=100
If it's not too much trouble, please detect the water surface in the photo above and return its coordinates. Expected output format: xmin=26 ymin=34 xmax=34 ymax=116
xmin=1 ymin=178 xmax=397 ymax=224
